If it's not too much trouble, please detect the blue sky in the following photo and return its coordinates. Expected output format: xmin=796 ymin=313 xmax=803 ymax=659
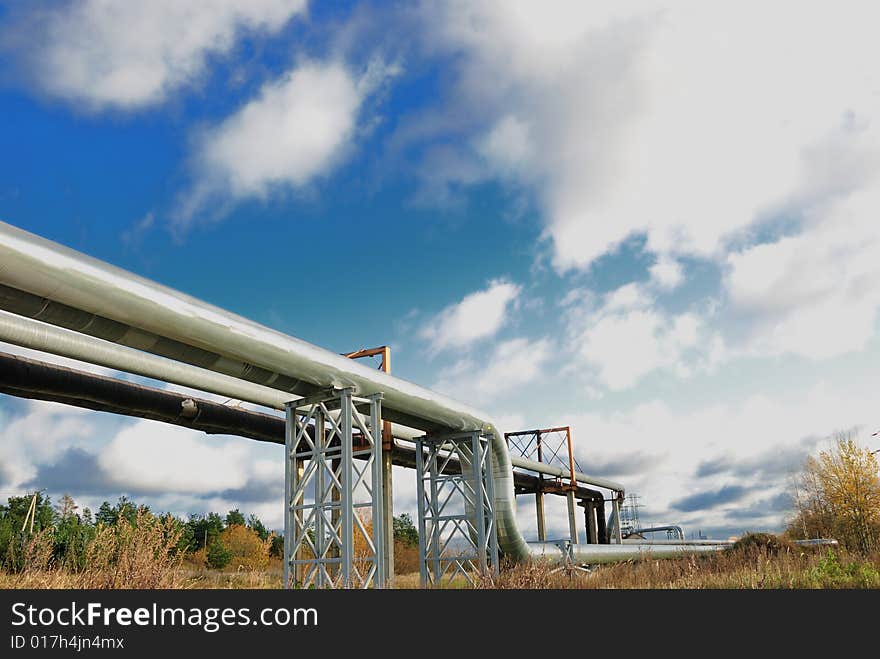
xmin=1 ymin=1 xmax=879 ymax=541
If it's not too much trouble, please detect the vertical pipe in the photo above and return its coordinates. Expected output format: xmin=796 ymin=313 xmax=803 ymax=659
xmin=585 ymin=501 xmax=599 ymax=545
xmin=535 ymin=429 xmax=546 ymax=542
xmin=283 ymin=403 xmax=293 ymax=589
xmin=566 ymin=490 xmax=579 ymax=545
xmin=582 ymin=502 xmax=592 ymax=544
xmin=341 ymin=391 xmax=354 ymax=587
xmin=565 ymin=426 xmax=576 ymax=490
xmin=535 ymin=490 xmax=546 ymax=542
xmin=597 ymin=501 xmax=608 ymax=544
xmin=370 ymin=394 xmax=385 ymax=588
xmin=415 ymin=438 xmax=428 ymax=589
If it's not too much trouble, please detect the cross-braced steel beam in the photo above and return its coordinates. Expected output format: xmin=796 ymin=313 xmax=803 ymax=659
xmin=415 ymin=431 xmax=499 ymax=588
xmin=284 ymin=388 xmax=385 ymax=589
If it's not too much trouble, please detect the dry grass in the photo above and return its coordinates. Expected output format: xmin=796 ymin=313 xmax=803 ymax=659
xmin=179 ymin=562 xmax=283 ymax=589
xmin=3 ymin=531 xmax=878 ymax=589
xmin=481 ymin=542 xmax=880 ymax=589
xmin=0 ymin=511 xmax=187 ymax=589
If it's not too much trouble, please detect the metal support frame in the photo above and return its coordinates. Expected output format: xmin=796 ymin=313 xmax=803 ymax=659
xmin=611 ymin=497 xmax=623 ymax=544
xmin=284 ymin=387 xmax=385 ymax=589
xmin=535 ymin=490 xmax=546 ymax=542
xmin=344 ymin=346 xmax=394 ymax=586
xmin=507 ymin=425 xmax=594 ymax=544
xmin=566 ymin=490 xmax=579 ymax=545
xmin=415 ymin=431 xmax=499 ymax=588
xmin=584 ymin=501 xmax=599 ymax=544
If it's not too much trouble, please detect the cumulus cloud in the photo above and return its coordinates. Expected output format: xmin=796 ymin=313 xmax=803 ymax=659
xmin=559 ymin=380 xmax=879 ymax=536
xmin=670 ymin=484 xmax=748 ymax=513
xmin=24 ymin=447 xmax=118 ymax=497
xmin=695 ymin=439 xmax=821 ymax=481
xmin=566 ymin=283 xmax=716 ymax=390
xmin=649 ymin=256 xmax=684 ymax=291
xmin=431 ymin=336 xmax=552 ymax=406
xmin=725 ymin=492 xmax=794 ymax=521
xmin=97 ymin=420 xmax=255 ymax=495
xmin=0 ymin=403 xmax=286 ymax=525
xmin=179 ymin=59 xmax=397 ymax=224
xmin=723 ymin=188 xmax=880 ymax=359
xmin=8 ymin=0 xmax=307 ymax=111
xmin=419 ymin=1 xmax=880 ymax=273
xmin=0 ymin=399 xmax=94 ymax=489
xmin=419 ymin=279 xmax=521 ymax=352
xmin=387 ymin=0 xmax=880 ymax=388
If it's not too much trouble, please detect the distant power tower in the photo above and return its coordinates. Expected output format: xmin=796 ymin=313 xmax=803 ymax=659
xmin=620 ymin=493 xmax=642 ymax=536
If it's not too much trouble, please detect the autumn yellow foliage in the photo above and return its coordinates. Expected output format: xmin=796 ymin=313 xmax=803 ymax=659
xmin=217 ymin=524 xmax=271 ymax=570
xmin=788 ymin=434 xmax=880 ymax=553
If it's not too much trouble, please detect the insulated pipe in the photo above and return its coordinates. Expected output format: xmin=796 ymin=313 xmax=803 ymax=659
xmin=510 ymin=455 xmax=624 ymax=494
xmin=0 ymin=310 xmax=621 ymax=495
xmin=622 ymin=539 xmax=734 ymax=546
xmin=0 ymin=221 xmax=729 ymax=563
xmin=625 ymin=525 xmax=685 ymax=540
xmin=0 ymin=309 xmax=295 ymax=411
xmin=0 ymin=351 xmax=609 ymax=506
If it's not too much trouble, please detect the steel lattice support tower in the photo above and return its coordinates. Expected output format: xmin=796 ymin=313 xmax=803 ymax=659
xmin=283 ymin=387 xmax=385 ymax=589
xmin=415 ymin=431 xmax=499 ymax=588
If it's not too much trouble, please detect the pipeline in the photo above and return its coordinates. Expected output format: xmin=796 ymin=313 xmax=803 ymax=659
xmin=0 ymin=350 xmax=608 ymax=502
xmin=0 ymin=220 xmax=729 ymax=564
xmin=0 ymin=312 xmax=613 ymax=501
xmin=625 ymin=525 xmax=685 ymax=540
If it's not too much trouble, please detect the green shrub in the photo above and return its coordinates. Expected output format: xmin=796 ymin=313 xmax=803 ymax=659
xmin=807 ymin=549 xmax=880 ymax=588
xmin=206 ymin=540 xmax=233 ymax=570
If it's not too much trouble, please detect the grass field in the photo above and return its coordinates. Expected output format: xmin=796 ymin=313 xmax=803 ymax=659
xmin=2 ymin=533 xmax=879 ymax=589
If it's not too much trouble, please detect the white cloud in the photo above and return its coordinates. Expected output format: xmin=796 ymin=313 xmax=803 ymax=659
xmin=412 ymin=0 xmax=880 ymax=377
xmin=419 ymin=279 xmax=521 ymax=352
xmin=562 ymin=381 xmax=879 ymax=536
xmin=420 ymin=1 xmax=880 ymax=272
xmin=649 ymin=256 xmax=684 ymax=291
xmin=477 ymin=115 xmax=533 ymax=175
xmin=724 ymin=188 xmax=880 ymax=359
xmin=569 ymin=283 xmax=710 ymax=390
xmin=0 ymin=400 xmax=94 ymax=489
xmin=22 ymin=0 xmax=307 ymax=110
xmin=97 ymin=420 xmax=254 ymax=495
xmin=180 ymin=59 xmax=395 ymax=223
xmin=432 ymin=336 xmax=552 ymax=406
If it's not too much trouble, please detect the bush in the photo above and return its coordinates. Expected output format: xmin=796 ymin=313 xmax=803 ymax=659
xmin=218 ymin=525 xmax=270 ymax=570
xmin=393 ymin=539 xmax=419 ymax=575
xmin=393 ymin=514 xmax=419 ymax=547
xmin=730 ymin=532 xmax=796 ymax=558
xmin=269 ymin=534 xmax=284 ymax=558
xmin=807 ymin=549 xmax=880 ymax=588
xmin=206 ymin=540 xmax=233 ymax=570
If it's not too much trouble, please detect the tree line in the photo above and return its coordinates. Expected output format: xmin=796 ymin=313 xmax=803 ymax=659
xmin=0 ymin=493 xmax=423 ymax=573
xmin=0 ymin=494 xmax=282 ymax=572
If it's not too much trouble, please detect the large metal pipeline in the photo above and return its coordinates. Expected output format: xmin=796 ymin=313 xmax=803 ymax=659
xmin=0 ymin=220 xmax=729 ymax=564
xmin=0 ymin=350 xmax=610 ymax=504
xmin=0 ymin=309 xmax=621 ymax=497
